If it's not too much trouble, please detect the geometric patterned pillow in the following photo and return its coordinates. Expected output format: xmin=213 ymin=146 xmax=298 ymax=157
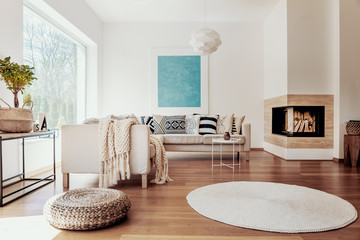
xmin=141 ymin=116 xmax=155 ymax=133
xmin=216 ymin=114 xmax=234 ymax=134
xmin=231 ymin=115 xmax=245 ymax=135
xmin=186 ymin=115 xmax=200 ymax=134
xmin=165 ymin=115 xmax=186 ymax=134
xmin=152 ymin=115 xmax=166 ymax=134
xmin=198 ymin=115 xmax=218 ymax=135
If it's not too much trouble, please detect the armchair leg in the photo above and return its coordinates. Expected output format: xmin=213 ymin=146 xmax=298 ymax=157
xmin=63 ymin=173 xmax=69 ymax=188
xmin=237 ymin=152 xmax=240 ymax=160
xmin=142 ymin=174 xmax=148 ymax=189
xmin=245 ymin=151 xmax=250 ymax=161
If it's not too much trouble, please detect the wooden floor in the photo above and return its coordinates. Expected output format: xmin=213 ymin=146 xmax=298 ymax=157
xmin=0 ymin=151 xmax=359 ymax=240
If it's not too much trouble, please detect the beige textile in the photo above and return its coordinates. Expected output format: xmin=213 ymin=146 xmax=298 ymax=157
xmin=150 ymin=136 xmax=173 ymax=184
xmin=99 ymin=118 xmax=172 ymax=188
xmin=162 ymin=134 xmax=203 ymax=144
xmin=217 ymin=114 xmax=234 ymax=134
xmin=99 ymin=118 xmax=138 ymax=188
xmin=232 ymin=115 xmax=246 ymax=135
xmin=187 ymin=181 xmax=358 ymax=233
xmin=43 ymin=188 xmax=131 ymax=230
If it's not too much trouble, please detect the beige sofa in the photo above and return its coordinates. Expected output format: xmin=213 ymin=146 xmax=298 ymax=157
xmin=61 ymin=123 xmax=251 ymax=188
xmin=156 ymin=123 xmax=251 ymax=160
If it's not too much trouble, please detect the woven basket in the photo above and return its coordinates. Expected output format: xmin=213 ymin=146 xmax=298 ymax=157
xmin=346 ymin=121 xmax=360 ymax=136
xmin=0 ymin=98 xmax=34 ymax=133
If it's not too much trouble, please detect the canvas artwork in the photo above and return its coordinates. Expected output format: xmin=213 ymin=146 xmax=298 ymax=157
xmin=151 ymin=49 xmax=208 ymax=115
xmin=158 ymin=56 xmax=201 ymax=108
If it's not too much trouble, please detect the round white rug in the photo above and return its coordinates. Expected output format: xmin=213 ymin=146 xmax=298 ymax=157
xmin=186 ymin=181 xmax=358 ymax=233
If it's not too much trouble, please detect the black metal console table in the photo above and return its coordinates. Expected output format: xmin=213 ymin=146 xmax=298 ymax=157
xmin=0 ymin=131 xmax=55 ymax=206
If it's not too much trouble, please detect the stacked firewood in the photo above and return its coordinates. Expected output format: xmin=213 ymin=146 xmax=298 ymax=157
xmin=293 ymin=111 xmax=316 ymax=132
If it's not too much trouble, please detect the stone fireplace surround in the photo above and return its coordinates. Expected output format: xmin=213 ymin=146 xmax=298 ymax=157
xmin=264 ymin=95 xmax=334 ymax=160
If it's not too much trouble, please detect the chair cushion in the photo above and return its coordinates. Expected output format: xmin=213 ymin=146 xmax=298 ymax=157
xmin=203 ymin=134 xmax=245 ymax=145
xmin=163 ymin=134 xmax=203 ymax=144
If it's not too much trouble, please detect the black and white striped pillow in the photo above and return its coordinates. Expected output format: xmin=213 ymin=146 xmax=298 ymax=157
xmin=232 ymin=115 xmax=245 ymax=135
xmin=197 ymin=115 xmax=218 ymax=135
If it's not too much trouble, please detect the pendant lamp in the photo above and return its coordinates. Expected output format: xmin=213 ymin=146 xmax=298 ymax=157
xmin=189 ymin=0 xmax=221 ymax=55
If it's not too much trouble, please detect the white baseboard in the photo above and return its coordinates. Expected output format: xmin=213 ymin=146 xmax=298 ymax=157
xmin=264 ymin=142 xmax=333 ymax=160
xmin=27 ymin=162 xmax=61 ymax=177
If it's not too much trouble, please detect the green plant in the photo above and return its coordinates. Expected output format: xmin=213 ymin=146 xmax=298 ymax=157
xmin=0 ymin=56 xmax=37 ymax=107
xmin=23 ymin=93 xmax=32 ymax=107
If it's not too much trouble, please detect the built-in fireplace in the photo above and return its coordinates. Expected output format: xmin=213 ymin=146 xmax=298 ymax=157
xmin=272 ymin=106 xmax=325 ymax=137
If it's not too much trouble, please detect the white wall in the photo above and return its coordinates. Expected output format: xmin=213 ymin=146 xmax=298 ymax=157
xmin=287 ymin=0 xmax=335 ymax=94
xmin=332 ymin=0 xmax=341 ymax=159
xmin=337 ymin=0 xmax=360 ymax=158
xmin=0 ymin=0 xmax=24 ymax=178
xmin=264 ymin=0 xmax=287 ymax=100
xmin=0 ymin=0 xmax=23 ymax=106
xmin=102 ymin=22 xmax=264 ymax=148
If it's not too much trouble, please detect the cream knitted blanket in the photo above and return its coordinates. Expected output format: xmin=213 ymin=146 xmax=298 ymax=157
xmin=150 ymin=136 xmax=173 ymax=184
xmin=99 ymin=118 xmax=172 ymax=188
xmin=99 ymin=118 xmax=137 ymax=188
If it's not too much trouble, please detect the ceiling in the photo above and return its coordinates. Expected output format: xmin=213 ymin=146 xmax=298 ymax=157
xmin=84 ymin=0 xmax=280 ymax=22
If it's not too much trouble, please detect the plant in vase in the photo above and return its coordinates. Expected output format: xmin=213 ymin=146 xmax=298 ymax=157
xmin=0 ymin=56 xmax=37 ymax=107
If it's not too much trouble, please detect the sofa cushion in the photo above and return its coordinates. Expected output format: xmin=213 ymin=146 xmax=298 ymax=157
xmin=197 ymin=115 xmax=218 ymax=135
xmin=186 ymin=115 xmax=200 ymax=134
xmin=162 ymin=134 xmax=203 ymax=144
xmin=152 ymin=114 xmax=166 ymax=134
xmin=202 ymin=134 xmax=245 ymax=145
xmin=141 ymin=116 xmax=155 ymax=133
xmin=165 ymin=115 xmax=186 ymax=134
xmin=151 ymin=134 xmax=164 ymax=143
xmin=232 ymin=115 xmax=245 ymax=135
xmin=217 ymin=114 xmax=234 ymax=134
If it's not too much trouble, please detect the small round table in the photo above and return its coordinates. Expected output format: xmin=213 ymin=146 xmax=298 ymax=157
xmin=211 ymin=138 xmax=241 ymax=172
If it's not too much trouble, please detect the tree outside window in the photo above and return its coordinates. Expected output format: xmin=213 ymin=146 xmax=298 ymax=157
xmin=23 ymin=7 xmax=86 ymax=129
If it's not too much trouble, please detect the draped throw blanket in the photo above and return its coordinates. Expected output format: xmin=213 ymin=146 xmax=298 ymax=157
xmin=150 ymin=136 xmax=173 ymax=184
xmin=99 ymin=118 xmax=172 ymax=188
xmin=99 ymin=118 xmax=137 ymax=188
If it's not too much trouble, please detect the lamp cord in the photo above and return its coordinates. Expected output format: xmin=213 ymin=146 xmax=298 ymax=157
xmin=204 ymin=0 xmax=206 ymax=28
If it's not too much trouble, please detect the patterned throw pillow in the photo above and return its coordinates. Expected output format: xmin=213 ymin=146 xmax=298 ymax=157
xmin=165 ymin=115 xmax=186 ymax=134
xmin=186 ymin=115 xmax=200 ymax=134
xmin=216 ymin=114 xmax=234 ymax=134
xmin=152 ymin=115 xmax=166 ymax=134
xmin=197 ymin=115 xmax=218 ymax=135
xmin=232 ymin=115 xmax=246 ymax=135
xmin=141 ymin=116 xmax=155 ymax=133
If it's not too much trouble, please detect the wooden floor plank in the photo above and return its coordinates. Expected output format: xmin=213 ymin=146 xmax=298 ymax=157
xmin=0 ymin=151 xmax=358 ymax=240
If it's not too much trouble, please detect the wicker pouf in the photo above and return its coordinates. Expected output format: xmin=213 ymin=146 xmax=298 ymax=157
xmin=43 ymin=188 xmax=131 ymax=230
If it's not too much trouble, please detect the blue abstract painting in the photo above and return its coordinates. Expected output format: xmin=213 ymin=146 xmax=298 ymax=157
xmin=158 ymin=56 xmax=201 ymax=108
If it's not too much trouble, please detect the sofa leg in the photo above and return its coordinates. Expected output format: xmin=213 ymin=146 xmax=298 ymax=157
xmin=63 ymin=173 xmax=69 ymax=188
xmin=142 ymin=174 xmax=148 ymax=189
xmin=245 ymin=151 xmax=250 ymax=161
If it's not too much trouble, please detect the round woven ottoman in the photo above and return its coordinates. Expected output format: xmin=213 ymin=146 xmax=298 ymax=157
xmin=43 ymin=188 xmax=131 ymax=230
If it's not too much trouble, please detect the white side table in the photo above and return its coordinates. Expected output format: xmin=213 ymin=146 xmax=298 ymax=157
xmin=212 ymin=138 xmax=241 ymax=172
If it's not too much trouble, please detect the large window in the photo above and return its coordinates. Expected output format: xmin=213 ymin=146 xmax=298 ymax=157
xmin=23 ymin=6 xmax=86 ymax=129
